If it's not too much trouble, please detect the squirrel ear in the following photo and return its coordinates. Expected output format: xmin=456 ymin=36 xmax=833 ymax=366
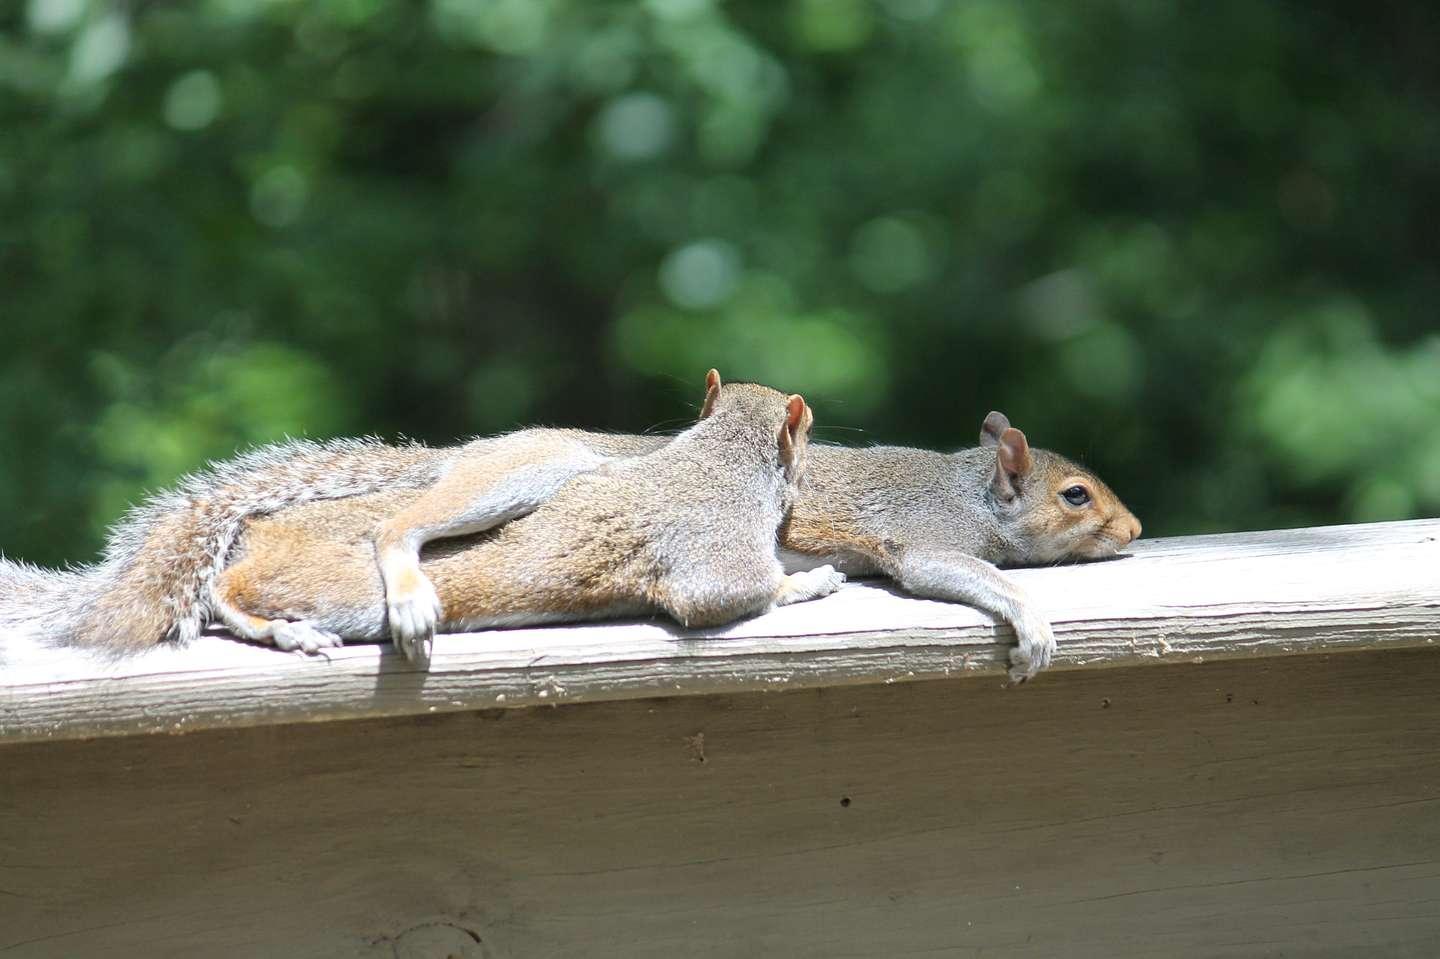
xmin=979 ymin=411 xmax=1011 ymax=448
xmin=778 ymin=394 xmax=808 ymax=480
xmin=699 ymin=369 xmax=723 ymax=419
xmin=784 ymin=394 xmax=806 ymax=436
xmin=991 ymin=427 xmax=1033 ymax=502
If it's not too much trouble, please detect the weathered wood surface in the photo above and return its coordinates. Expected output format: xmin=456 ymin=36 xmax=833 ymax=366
xmin=3 ymin=649 xmax=1440 ymax=958
xmin=2 ymin=519 xmax=1438 ymax=743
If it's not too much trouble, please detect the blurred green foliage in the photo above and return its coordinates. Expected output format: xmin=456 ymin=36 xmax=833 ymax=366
xmin=3 ymin=0 xmax=1439 ymax=566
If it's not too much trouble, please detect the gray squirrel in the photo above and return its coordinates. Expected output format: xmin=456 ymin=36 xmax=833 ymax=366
xmin=210 ymin=373 xmax=845 ymax=654
xmin=0 ymin=372 xmax=1139 ymax=681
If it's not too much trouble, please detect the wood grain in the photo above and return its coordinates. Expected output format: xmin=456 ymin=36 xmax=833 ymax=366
xmin=3 ymin=650 xmax=1439 ymax=958
xmin=2 ymin=519 xmax=1438 ymax=743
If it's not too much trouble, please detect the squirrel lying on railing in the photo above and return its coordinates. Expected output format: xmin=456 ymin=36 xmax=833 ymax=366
xmin=0 ymin=370 xmax=1139 ymax=683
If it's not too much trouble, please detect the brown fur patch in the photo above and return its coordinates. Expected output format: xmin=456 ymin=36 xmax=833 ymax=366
xmin=780 ymin=512 xmax=899 ymax=573
xmin=390 ymin=565 xmax=426 ymax=598
xmin=214 ymin=563 xmax=266 ymax=621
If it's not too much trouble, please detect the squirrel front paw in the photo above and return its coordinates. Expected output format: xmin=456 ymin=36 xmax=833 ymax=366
xmin=1007 ymin=612 xmax=1056 ymax=685
xmin=775 ymin=564 xmax=848 ymax=607
xmin=386 ymin=567 xmax=444 ymax=665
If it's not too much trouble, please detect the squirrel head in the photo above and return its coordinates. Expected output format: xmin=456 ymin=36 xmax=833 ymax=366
xmin=980 ymin=411 xmax=1142 ymax=563
xmin=700 ymin=369 xmax=814 ymax=488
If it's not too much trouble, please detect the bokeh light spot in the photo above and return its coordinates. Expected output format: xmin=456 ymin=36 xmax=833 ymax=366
xmin=596 ymin=92 xmax=676 ymax=161
xmin=163 ymin=71 xmax=223 ymax=131
xmin=27 ymin=0 xmax=84 ymax=34
xmin=659 ymin=239 xmax=742 ymax=309
xmin=68 ymin=13 xmax=130 ymax=85
xmin=250 ymin=166 xmax=309 ymax=228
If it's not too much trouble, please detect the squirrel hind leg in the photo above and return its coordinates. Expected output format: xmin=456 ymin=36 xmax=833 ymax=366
xmin=215 ymin=604 xmax=344 ymax=656
xmin=268 ymin=620 xmax=344 ymax=654
xmin=210 ymin=568 xmax=344 ymax=655
xmin=213 ymin=600 xmax=344 ymax=655
xmin=667 ymin=567 xmax=845 ymax=630
xmin=654 ymin=574 xmax=784 ymax=631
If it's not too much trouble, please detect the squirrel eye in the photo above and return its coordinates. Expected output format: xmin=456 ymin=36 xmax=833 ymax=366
xmin=1061 ymin=485 xmax=1090 ymax=507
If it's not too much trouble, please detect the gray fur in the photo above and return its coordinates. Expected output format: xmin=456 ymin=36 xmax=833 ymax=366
xmin=3 ymin=402 xmax=1136 ymax=681
xmin=778 ymin=441 xmax=1140 ymax=680
xmin=0 ymin=437 xmax=447 ymax=654
xmin=0 ymin=560 xmax=99 ymax=663
xmin=214 ymin=383 xmax=832 ymax=646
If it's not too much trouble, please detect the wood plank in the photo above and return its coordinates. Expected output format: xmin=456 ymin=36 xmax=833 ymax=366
xmin=3 ymin=649 xmax=1439 ymax=958
xmin=2 ymin=518 xmax=1439 ymax=743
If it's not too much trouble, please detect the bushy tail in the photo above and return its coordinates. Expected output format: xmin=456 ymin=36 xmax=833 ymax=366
xmin=35 ymin=437 xmax=448 ymax=655
xmin=0 ymin=558 xmax=112 ymax=662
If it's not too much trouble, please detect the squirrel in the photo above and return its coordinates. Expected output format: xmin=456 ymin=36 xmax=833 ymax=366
xmin=207 ymin=374 xmax=846 ymax=648
xmin=218 ymin=407 xmax=1138 ymax=681
xmin=777 ymin=411 xmax=1141 ymax=679
xmin=0 ymin=375 xmax=1139 ymax=681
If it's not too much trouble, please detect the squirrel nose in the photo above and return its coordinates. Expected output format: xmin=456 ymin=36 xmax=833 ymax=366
xmin=1124 ymin=516 xmax=1142 ymax=544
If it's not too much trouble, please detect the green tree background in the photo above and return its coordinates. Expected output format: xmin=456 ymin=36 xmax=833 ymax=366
xmin=3 ymin=0 xmax=1439 ymax=566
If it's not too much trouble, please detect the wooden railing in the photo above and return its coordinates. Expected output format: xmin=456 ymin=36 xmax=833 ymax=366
xmin=4 ymin=520 xmax=1440 ymax=958
xmin=5 ymin=519 xmax=1438 ymax=743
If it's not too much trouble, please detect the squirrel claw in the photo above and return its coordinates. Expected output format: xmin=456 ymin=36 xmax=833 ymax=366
xmin=1006 ymin=614 xmax=1056 ymax=685
xmin=387 ymin=572 xmax=444 ymax=665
